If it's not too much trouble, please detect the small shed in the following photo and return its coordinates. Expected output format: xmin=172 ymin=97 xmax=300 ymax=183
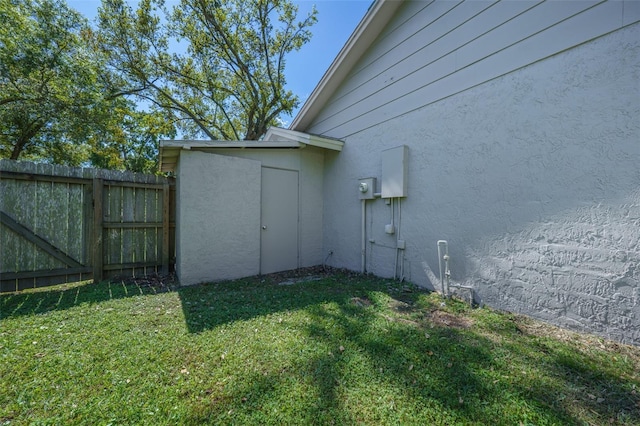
xmin=160 ymin=128 xmax=343 ymax=286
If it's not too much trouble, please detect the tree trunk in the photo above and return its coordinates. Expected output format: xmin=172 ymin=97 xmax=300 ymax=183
xmin=10 ymin=121 xmax=44 ymax=160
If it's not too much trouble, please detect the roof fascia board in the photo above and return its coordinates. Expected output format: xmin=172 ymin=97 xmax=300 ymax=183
xmin=159 ymin=128 xmax=345 ymax=173
xmin=290 ymin=0 xmax=403 ymax=131
xmin=307 ymin=135 xmax=344 ymax=151
xmin=264 ymin=127 xmax=344 ymax=151
xmin=160 ymin=140 xmax=301 ymax=149
xmin=159 ymin=140 xmax=301 ymax=173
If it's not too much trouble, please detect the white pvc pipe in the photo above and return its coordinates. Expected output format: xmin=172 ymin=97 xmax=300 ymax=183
xmin=437 ymin=240 xmax=448 ymax=296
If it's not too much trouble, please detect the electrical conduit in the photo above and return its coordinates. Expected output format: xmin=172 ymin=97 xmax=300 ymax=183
xmin=361 ymin=198 xmax=366 ymax=273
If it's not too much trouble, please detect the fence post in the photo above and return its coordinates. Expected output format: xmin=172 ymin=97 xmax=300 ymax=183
xmin=92 ymin=178 xmax=104 ymax=282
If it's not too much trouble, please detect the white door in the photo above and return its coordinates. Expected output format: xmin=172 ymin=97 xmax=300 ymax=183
xmin=260 ymin=167 xmax=299 ymax=274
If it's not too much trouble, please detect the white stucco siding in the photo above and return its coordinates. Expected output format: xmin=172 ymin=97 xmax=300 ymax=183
xmin=194 ymin=147 xmax=326 ymax=269
xmin=307 ymin=0 xmax=638 ymax=139
xmin=176 ymin=151 xmax=261 ymax=285
xmin=298 ymin=148 xmax=326 ymax=267
xmin=319 ymin=23 xmax=640 ymax=344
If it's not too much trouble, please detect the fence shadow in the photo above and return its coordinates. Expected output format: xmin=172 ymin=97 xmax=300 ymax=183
xmin=0 ymin=278 xmax=173 ymax=320
xmin=2 ymin=269 xmax=636 ymax=424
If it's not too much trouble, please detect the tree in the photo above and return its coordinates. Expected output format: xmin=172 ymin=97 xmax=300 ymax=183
xmin=89 ymin=100 xmax=176 ymax=173
xmin=0 ymin=0 xmax=176 ymax=171
xmin=96 ymin=0 xmax=317 ymax=141
xmin=0 ymin=0 xmax=104 ymax=163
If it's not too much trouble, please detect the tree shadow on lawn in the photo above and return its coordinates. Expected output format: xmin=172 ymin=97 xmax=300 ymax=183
xmin=177 ymin=274 xmax=638 ymax=425
xmin=0 ymin=278 xmax=172 ymax=320
xmin=3 ymin=270 xmax=636 ymax=424
xmin=175 ymin=269 xmax=367 ymax=334
xmin=515 ymin=330 xmax=640 ymax=423
xmin=180 ymin=296 xmax=497 ymax=424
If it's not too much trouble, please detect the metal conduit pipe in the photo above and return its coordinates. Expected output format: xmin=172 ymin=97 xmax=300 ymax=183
xmin=361 ymin=199 xmax=366 ymax=274
xmin=395 ymin=198 xmax=403 ymax=281
xmin=393 ymin=200 xmax=398 ymax=280
xmin=399 ymin=198 xmax=404 ymax=281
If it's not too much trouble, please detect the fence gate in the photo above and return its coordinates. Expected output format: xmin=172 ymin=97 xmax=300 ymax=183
xmin=0 ymin=160 xmax=175 ymax=292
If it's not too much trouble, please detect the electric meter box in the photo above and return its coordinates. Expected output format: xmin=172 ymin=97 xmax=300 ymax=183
xmin=381 ymin=145 xmax=408 ymax=198
xmin=358 ymin=177 xmax=376 ymax=200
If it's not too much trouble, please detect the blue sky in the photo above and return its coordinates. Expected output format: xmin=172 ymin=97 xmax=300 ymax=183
xmin=67 ymin=0 xmax=373 ymax=125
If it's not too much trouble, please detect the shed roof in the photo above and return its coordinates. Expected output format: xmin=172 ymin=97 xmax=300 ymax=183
xmin=159 ymin=128 xmax=344 ymax=173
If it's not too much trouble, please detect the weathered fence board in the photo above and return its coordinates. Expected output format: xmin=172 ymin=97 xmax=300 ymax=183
xmin=0 ymin=160 xmax=175 ymax=292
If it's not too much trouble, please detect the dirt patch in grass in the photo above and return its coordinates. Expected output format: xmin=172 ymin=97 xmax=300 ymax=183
xmin=386 ymin=295 xmax=474 ymax=330
xmin=428 ymin=310 xmax=474 ymax=329
xmin=351 ymin=296 xmax=372 ymax=307
xmin=388 ymin=298 xmax=412 ymax=312
xmin=265 ymin=265 xmax=338 ymax=283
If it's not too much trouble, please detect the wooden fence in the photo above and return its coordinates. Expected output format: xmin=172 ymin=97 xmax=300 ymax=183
xmin=0 ymin=160 xmax=175 ymax=292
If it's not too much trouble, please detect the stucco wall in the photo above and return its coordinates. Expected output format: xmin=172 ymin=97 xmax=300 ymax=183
xmin=175 ymin=147 xmax=326 ymax=285
xmin=319 ymin=24 xmax=640 ymax=344
xmin=208 ymin=147 xmax=326 ymax=268
xmin=176 ymin=150 xmax=261 ymax=285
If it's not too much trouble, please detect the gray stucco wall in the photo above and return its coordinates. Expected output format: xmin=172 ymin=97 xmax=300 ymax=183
xmin=205 ymin=146 xmax=326 ymax=268
xmin=319 ymin=24 xmax=640 ymax=344
xmin=176 ymin=151 xmax=261 ymax=285
xmin=175 ymin=147 xmax=326 ymax=285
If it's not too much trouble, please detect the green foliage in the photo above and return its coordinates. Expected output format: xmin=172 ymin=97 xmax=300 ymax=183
xmin=89 ymin=101 xmax=176 ymax=173
xmin=0 ymin=0 xmax=100 ymax=163
xmin=1 ymin=0 xmax=314 ymax=169
xmin=96 ymin=0 xmax=317 ymax=140
xmin=0 ymin=0 xmax=176 ymax=171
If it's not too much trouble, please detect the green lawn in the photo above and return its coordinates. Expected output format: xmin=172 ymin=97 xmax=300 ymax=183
xmin=1 ymin=270 xmax=638 ymax=425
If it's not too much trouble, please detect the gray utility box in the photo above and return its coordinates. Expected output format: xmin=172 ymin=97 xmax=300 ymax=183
xmin=381 ymin=145 xmax=408 ymax=198
xmin=358 ymin=177 xmax=377 ymax=200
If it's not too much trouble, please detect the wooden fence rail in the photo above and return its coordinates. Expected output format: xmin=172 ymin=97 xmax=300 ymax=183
xmin=0 ymin=160 xmax=175 ymax=292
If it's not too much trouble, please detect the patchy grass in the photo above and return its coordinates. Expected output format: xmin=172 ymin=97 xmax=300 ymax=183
xmin=1 ymin=271 xmax=638 ymax=425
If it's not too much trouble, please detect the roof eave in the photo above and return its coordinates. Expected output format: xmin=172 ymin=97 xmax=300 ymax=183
xmin=158 ymin=131 xmax=344 ymax=173
xmin=159 ymin=140 xmax=303 ymax=173
xmin=263 ymin=127 xmax=344 ymax=151
xmin=290 ymin=0 xmax=403 ymax=132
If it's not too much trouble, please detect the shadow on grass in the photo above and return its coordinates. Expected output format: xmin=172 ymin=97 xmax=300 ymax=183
xmin=3 ymin=270 xmax=637 ymax=424
xmin=512 ymin=332 xmax=640 ymax=423
xmin=177 ymin=272 xmax=638 ymax=424
xmin=175 ymin=270 xmax=366 ymax=334
xmin=0 ymin=279 xmax=171 ymax=320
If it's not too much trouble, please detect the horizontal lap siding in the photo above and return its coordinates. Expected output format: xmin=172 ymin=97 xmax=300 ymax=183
xmin=307 ymin=0 xmax=637 ymax=138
